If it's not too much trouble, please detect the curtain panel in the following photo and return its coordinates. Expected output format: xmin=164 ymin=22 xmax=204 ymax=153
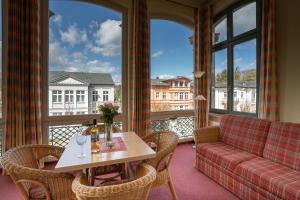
xmin=4 ymin=0 xmax=43 ymax=151
xmin=129 ymin=0 xmax=151 ymax=137
xmin=194 ymin=6 xmax=212 ymax=129
xmin=259 ymin=0 xmax=279 ymax=121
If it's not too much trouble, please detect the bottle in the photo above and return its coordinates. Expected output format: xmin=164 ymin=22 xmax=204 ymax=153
xmin=90 ymin=118 xmax=100 ymax=153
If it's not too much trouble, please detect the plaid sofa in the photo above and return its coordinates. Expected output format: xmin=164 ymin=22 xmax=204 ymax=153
xmin=195 ymin=115 xmax=300 ymax=200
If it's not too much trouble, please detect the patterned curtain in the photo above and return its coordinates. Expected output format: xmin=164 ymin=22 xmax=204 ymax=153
xmin=194 ymin=6 xmax=212 ymax=129
xmin=4 ymin=0 xmax=42 ymax=151
xmin=259 ymin=0 xmax=279 ymax=121
xmin=129 ymin=0 xmax=151 ymax=137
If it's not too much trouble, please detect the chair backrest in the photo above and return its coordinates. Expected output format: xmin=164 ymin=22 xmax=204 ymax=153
xmin=143 ymin=131 xmax=178 ymax=170
xmin=72 ymin=164 xmax=156 ymax=200
xmin=1 ymin=145 xmax=74 ymax=200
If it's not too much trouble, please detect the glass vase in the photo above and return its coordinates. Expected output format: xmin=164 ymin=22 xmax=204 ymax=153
xmin=105 ymin=123 xmax=114 ymax=148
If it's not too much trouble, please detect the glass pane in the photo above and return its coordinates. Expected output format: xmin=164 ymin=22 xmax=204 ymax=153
xmin=150 ymin=20 xmax=193 ymax=112
xmin=233 ymin=39 xmax=257 ymax=113
xmin=213 ymin=17 xmax=227 ymax=44
xmin=48 ymin=0 xmax=122 ymax=116
xmin=211 ymin=48 xmax=228 ymax=110
xmin=233 ymin=2 xmax=256 ymax=36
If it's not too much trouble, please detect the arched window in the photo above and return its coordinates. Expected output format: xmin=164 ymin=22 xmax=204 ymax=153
xmin=150 ymin=19 xmax=194 ymax=139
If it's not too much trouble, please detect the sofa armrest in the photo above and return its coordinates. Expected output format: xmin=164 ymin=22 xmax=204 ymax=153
xmin=194 ymin=126 xmax=220 ymax=145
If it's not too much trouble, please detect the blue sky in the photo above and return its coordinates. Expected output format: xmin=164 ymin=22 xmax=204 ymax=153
xmin=49 ymin=0 xmax=194 ymax=84
xmin=49 ymin=0 xmax=256 ymax=84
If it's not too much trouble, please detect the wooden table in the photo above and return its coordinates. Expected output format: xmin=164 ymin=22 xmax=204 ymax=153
xmin=55 ymin=132 xmax=156 ymax=173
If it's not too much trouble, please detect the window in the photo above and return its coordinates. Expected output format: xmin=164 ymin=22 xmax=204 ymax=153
xmin=211 ymin=0 xmax=260 ymax=114
xmin=185 ymin=92 xmax=188 ymax=100
xmin=150 ymin=20 xmax=193 ymax=112
xmin=76 ymin=91 xmax=85 ymax=102
xmin=103 ymin=91 xmax=109 ymax=102
xmin=179 ymin=92 xmax=184 ymax=100
xmin=48 ymin=0 xmax=123 ymax=116
xmin=65 ymin=90 xmax=74 ymax=103
xmin=52 ymin=90 xmax=62 ymax=103
xmin=52 ymin=112 xmax=62 ymax=116
xmin=156 ymin=92 xmax=160 ymax=99
xmin=92 ymin=91 xmax=98 ymax=102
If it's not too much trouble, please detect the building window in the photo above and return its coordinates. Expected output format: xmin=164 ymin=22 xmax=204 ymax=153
xmin=52 ymin=112 xmax=62 ymax=116
xmin=65 ymin=112 xmax=74 ymax=115
xmin=184 ymin=92 xmax=188 ymax=100
xmin=65 ymin=90 xmax=74 ymax=103
xmin=103 ymin=91 xmax=109 ymax=102
xmin=76 ymin=91 xmax=85 ymax=102
xmin=179 ymin=81 xmax=184 ymax=87
xmin=162 ymin=92 xmax=166 ymax=100
xmin=179 ymin=92 xmax=184 ymax=100
xmin=211 ymin=0 xmax=260 ymax=114
xmin=52 ymin=90 xmax=62 ymax=103
xmin=155 ymin=92 xmax=160 ymax=99
xmin=76 ymin=111 xmax=85 ymax=115
xmin=92 ymin=91 xmax=98 ymax=102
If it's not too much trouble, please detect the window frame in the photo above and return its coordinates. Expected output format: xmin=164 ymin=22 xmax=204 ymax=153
xmin=52 ymin=90 xmax=62 ymax=103
xmin=76 ymin=90 xmax=85 ymax=103
xmin=210 ymin=0 xmax=261 ymax=116
xmin=92 ymin=90 xmax=98 ymax=102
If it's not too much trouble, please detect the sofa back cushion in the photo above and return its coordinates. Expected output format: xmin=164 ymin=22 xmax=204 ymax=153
xmin=263 ymin=122 xmax=300 ymax=171
xmin=220 ymin=115 xmax=271 ymax=156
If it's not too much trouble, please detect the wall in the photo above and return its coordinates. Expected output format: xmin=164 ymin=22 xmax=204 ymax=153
xmin=277 ymin=0 xmax=300 ymax=123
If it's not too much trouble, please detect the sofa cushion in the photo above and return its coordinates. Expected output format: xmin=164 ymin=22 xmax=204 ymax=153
xmin=263 ymin=122 xmax=300 ymax=171
xmin=235 ymin=157 xmax=300 ymax=200
xmin=197 ymin=143 xmax=256 ymax=171
xmin=220 ymin=115 xmax=271 ymax=156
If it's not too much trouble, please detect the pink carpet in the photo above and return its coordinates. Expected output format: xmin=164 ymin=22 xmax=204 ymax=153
xmin=0 ymin=143 xmax=238 ymax=200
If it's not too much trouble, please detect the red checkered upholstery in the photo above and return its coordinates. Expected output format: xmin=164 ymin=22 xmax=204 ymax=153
xmin=263 ymin=122 xmax=300 ymax=171
xmin=196 ymin=154 xmax=281 ymax=200
xmin=197 ymin=143 xmax=256 ymax=171
xmin=220 ymin=115 xmax=271 ymax=156
xmin=235 ymin=157 xmax=300 ymax=200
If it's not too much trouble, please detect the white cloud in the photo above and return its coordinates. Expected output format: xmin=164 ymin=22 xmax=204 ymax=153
xmin=152 ymin=50 xmax=164 ymax=58
xmin=52 ymin=14 xmax=62 ymax=26
xmin=234 ymin=57 xmax=243 ymax=66
xmin=49 ymin=40 xmax=116 ymax=74
xmin=60 ymin=24 xmax=88 ymax=46
xmin=157 ymin=74 xmax=175 ymax=79
xmin=92 ymin=19 xmax=122 ymax=56
xmin=233 ymin=2 xmax=256 ymax=35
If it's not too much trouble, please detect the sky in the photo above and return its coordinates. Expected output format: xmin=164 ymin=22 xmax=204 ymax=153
xmin=49 ymin=0 xmax=256 ymax=84
xmin=49 ymin=0 xmax=194 ymax=84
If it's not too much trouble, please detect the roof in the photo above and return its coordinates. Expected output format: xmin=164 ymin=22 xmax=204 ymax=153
xmin=151 ymin=79 xmax=169 ymax=86
xmin=49 ymin=71 xmax=115 ymax=86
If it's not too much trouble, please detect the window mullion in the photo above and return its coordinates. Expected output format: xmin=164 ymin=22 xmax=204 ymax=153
xmin=227 ymin=11 xmax=233 ymax=113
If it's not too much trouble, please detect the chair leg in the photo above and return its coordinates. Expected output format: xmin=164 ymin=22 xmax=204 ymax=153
xmin=167 ymin=177 xmax=177 ymax=200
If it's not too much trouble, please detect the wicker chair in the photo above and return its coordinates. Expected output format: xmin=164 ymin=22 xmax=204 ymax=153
xmin=83 ymin=124 xmax=123 ymax=185
xmin=143 ymin=131 xmax=178 ymax=200
xmin=1 ymin=144 xmax=75 ymax=200
xmin=72 ymin=164 xmax=156 ymax=200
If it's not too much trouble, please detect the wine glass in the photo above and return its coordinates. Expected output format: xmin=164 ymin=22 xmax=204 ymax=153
xmin=76 ymin=132 xmax=87 ymax=158
xmin=98 ymin=132 xmax=105 ymax=158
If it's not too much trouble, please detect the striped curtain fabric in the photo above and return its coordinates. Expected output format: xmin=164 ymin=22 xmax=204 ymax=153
xmin=194 ymin=6 xmax=212 ymax=129
xmin=259 ymin=0 xmax=279 ymax=121
xmin=4 ymin=0 xmax=43 ymax=151
xmin=130 ymin=0 xmax=151 ymax=137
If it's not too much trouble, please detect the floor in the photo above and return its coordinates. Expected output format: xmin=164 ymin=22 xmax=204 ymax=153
xmin=0 ymin=143 xmax=239 ymax=200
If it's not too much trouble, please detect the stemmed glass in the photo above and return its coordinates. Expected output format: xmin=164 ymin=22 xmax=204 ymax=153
xmin=76 ymin=128 xmax=87 ymax=158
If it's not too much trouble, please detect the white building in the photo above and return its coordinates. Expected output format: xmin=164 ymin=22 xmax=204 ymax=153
xmin=213 ymin=81 xmax=257 ymax=113
xmin=49 ymin=72 xmax=115 ymax=116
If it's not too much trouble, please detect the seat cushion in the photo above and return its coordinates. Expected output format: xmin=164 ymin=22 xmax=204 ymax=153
xmin=220 ymin=115 xmax=271 ymax=156
xmin=197 ymin=143 xmax=256 ymax=171
xmin=263 ymin=122 xmax=300 ymax=171
xmin=235 ymin=157 xmax=300 ymax=200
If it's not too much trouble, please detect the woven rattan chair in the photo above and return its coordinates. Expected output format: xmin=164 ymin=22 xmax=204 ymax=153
xmin=83 ymin=124 xmax=124 ymax=185
xmin=72 ymin=164 xmax=156 ymax=200
xmin=143 ymin=131 xmax=178 ymax=200
xmin=1 ymin=144 xmax=75 ymax=200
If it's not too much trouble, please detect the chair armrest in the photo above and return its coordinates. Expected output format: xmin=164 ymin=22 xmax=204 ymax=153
xmin=194 ymin=126 xmax=220 ymax=145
